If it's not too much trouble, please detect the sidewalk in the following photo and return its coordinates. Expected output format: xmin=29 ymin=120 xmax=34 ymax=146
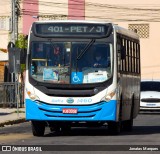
xmin=0 ymin=108 xmax=26 ymax=127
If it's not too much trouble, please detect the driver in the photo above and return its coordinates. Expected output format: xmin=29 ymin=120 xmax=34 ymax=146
xmin=93 ymin=51 xmax=109 ymax=68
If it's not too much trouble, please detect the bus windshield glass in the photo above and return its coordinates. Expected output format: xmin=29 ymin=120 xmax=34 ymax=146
xmin=30 ymin=41 xmax=112 ymax=84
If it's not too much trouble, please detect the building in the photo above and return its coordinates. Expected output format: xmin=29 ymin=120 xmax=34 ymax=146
xmin=0 ymin=0 xmax=160 ymax=79
xmin=0 ymin=1 xmax=10 ymax=49
xmin=0 ymin=50 xmax=8 ymax=82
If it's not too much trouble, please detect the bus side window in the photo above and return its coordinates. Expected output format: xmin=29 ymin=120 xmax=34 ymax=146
xmin=117 ymin=36 xmax=122 ymax=71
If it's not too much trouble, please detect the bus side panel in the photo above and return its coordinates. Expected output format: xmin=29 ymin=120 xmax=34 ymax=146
xmin=119 ymin=74 xmax=140 ymax=121
xmin=25 ymin=99 xmax=117 ymax=121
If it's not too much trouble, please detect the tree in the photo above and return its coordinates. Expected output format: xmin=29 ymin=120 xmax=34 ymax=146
xmin=15 ymin=34 xmax=27 ymax=73
xmin=15 ymin=34 xmax=27 ymax=49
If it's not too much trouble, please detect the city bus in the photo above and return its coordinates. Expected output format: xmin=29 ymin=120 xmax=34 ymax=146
xmin=25 ymin=20 xmax=141 ymax=136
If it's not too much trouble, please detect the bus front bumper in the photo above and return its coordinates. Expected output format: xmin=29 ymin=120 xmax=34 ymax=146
xmin=25 ymin=99 xmax=117 ymax=121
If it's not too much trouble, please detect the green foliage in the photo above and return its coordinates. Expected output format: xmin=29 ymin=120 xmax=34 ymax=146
xmin=21 ymin=64 xmax=26 ymax=72
xmin=15 ymin=34 xmax=27 ymax=72
xmin=15 ymin=34 xmax=27 ymax=49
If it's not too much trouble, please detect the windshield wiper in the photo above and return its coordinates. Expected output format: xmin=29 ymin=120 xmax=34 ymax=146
xmin=75 ymin=39 xmax=95 ymax=72
xmin=76 ymin=39 xmax=95 ymax=60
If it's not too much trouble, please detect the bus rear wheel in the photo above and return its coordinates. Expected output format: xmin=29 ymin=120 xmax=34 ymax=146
xmin=31 ymin=121 xmax=45 ymax=136
xmin=122 ymin=97 xmax=134 ymax=131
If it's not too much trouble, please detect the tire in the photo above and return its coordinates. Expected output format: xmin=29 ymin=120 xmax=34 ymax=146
xmin=122 ymin=97 xmax=134 ymax=131
xmin=31 ymin=121 xmax=45 ymax=136
xmin=108 ymin=121 xmax=121 ymax=135
xmin=108 ymin=97 xmax=123 ymax=135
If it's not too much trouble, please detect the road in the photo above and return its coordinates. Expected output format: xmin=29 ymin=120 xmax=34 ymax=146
xmin=0 ymin=112 xmax=160 ymax=153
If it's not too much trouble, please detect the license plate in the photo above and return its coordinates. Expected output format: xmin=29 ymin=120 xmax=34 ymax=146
xmin=62 ymin=108 xmax=78 ymax=114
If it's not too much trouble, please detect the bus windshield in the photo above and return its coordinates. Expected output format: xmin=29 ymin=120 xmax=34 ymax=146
xmin=30 ymin=41 xmax=112 ymax=84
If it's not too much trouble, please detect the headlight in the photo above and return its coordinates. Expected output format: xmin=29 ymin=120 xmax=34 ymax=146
xmin=101 ymin=89 xmax=116 ymax=102
xmin=26 ymin=89 xmax=39 ymax=101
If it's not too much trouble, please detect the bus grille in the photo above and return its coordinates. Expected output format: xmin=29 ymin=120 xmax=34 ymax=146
xmin=44 ymin=114 xmax=96 ymax=118
xmin=38 ymin=102 xmax=103 ymax=119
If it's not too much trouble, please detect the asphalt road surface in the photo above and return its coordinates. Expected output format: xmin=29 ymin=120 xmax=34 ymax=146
xmin=0 ymin=111 xmax=160 ymax=154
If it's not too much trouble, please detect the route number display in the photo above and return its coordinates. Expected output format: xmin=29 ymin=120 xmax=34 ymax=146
xmin=34 ymin=23 xmax=110 ymax=37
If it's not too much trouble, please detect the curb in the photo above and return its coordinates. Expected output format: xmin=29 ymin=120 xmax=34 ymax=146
xmin=0 ymin=118 xmax=26 ymax=127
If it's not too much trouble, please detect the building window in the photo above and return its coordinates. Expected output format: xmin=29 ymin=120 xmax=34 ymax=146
xmin=128 ymin=24 xmax=149 ymax=39
xmin=0 ymin=18 xmax=6 ymax=30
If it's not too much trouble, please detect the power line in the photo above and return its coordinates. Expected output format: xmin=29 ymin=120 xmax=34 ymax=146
xmin=17 ymin=1 xmax=160 ymax=22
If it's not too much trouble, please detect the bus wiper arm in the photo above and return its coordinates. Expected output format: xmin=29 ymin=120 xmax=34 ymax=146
xmin=76 ymin=39 xmax=95 ymax=60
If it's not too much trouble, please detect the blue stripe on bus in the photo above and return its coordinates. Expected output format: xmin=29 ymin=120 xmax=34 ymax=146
xmin=25 ymin=99 xmax=117 ymax=121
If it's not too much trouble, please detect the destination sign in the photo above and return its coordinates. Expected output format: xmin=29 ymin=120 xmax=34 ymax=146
xmin=33 ymin=23 xmax=112 ymax=37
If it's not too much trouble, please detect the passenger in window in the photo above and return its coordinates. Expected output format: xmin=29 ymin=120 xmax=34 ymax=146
xmin=48 ymin=45 xmax=63 ymax=67
xmin=92 ymin=51 xmax=109 ymax=68
xmin=34 ymin=44 xmax=44 ymax=58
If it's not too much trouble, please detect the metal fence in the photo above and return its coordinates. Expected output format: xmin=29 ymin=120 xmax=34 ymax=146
xmin=0 ymin=82 xmax=24 ymax=108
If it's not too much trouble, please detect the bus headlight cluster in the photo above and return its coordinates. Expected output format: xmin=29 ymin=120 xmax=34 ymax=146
xmin=101 ymin=89 xmax=116 ymax=102
xmin=26 ymin=89 xmax=39 ymax=101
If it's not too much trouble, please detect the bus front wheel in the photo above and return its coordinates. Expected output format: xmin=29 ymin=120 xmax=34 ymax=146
xmin=31 ymin=121 xmax=45 ymax=136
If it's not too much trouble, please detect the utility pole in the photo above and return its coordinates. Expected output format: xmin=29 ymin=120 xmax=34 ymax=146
xmin=11 ymin=0 xmax=20 ymax=44
xmin=10 ymin=0 xmax=21 ymax=111
xmin=10 ymin=0 xmax=19 ymax=83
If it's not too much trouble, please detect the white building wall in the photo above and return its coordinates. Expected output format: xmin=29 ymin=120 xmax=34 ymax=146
xmin=39 ymin=0 xmax=68 ymax=20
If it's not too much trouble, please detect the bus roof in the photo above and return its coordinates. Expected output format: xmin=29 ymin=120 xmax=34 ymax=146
xmin=33 ymin=20 xmax=111 ymax=24
xmin=113 ymin=24 xmax=139 ymax=40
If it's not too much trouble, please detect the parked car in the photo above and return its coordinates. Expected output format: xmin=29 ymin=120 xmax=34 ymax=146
xmin=140 ymin=80 xmax=160 ymax=110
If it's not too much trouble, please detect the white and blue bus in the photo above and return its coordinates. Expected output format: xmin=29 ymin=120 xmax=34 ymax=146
xmin=25 ymin=20 xmax=141 ymax=136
